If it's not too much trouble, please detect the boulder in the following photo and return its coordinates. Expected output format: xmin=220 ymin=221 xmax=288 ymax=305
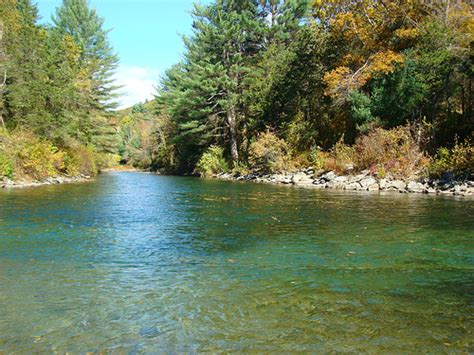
xmin=321 ymin=171 xmax=338 ymax=182
xmin=367 ymin=183 xmax=380 ymax=191
xmin=359 ymin=177 xmax=377 ymax=190
xmin=292 ymin=172 xmax=314 ymax=186
xmin=407 ymin=181 xmax=427 ymax=193
xmin=330 ymin=176 xmax=348 ymax=189
xmin=386 ymin=180 xmax=407 ymax=191
xmin=453 ymin=184 xmax=467 ymax=195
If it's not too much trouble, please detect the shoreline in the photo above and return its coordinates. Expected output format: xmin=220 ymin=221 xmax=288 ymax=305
xmin=215 ymin=169 xmax=474 ymax=197
xmin=1 ymin=175 xmax=93 ymax=189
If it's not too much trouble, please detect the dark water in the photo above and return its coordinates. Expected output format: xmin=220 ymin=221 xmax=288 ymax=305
xmin=0 ymin=172 xmax=472 ymax=352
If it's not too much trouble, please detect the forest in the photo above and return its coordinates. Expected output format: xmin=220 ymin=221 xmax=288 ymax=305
xmin=0 ymin=0 xmax=473 ymax=182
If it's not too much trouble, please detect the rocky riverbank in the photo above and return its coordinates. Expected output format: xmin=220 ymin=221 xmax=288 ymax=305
xmin=216 ymin=169 xmax=474 ymax=197
xmin=1 ymin=175 xmax=93 ymax=189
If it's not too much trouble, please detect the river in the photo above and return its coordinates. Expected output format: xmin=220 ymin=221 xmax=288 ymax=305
xmin=0 ymin=172 xmax=472 ymax=352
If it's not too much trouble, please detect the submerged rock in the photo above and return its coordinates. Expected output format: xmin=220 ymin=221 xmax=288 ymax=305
xmin=139 ymin=326 xmax=162 ymax=338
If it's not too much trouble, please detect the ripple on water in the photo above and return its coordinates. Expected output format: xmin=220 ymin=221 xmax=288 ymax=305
xmin=0 ymin=172 xmax=472 ymax=352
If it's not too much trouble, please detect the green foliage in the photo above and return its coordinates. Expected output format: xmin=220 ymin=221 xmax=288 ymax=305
xmin=428 ymin=141 xmax=474 ymax=179
xmin=0 ymin=0 xmax=121 ymax=181
xmin=231 ymin=162 xmax=251 ymax=177
xmin=0 ymin=152 xmax=14 ymax=178
xmin=52 ymin=0 xmax=119 ymax=109
xmin=195 ymin=146 xmax=229 ymax=177
xmin=309 ymin=146 xmax=326 ymax=171
xmin=9 ymin=131 xmax=63 ymax=179
xmin=248 ymin=132 xmax=292 ymax=174
xmin=63 ymin=145 xmax=97 ymax=176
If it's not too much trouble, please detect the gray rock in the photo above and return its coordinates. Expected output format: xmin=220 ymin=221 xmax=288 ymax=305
xmin=329 ymin=176 xmax=348 ymax=190
xmin=360 ymin=177 xmax=377 ymax=189
xmin=334 ymin=176 xmax=348 ymax=183
xmin=321 ymin=171 xmax=338 ymax=181
xmin=386 ymin=180 xmax=407 ymax=191
xmin=349 ymin=174 xmax=365 ymax=183
xmin=292 ymin=172 xmax=314 ymax=186
xmin=367 ymin=183 xmax=380 ymax=191
xmin=427 ymin=187 xmax=437 ymax=194
xmin=407 ymin=181 xmax=427 ymax=193
xmin=453 ymin=184 xmax=467 ymax=195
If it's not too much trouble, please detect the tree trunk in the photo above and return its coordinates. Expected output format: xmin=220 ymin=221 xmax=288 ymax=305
xmin=227 ymin=105 xmax=239 ymax=163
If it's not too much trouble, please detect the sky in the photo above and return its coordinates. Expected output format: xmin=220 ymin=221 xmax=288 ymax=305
xmin=37 ymin=0 xmax=210 ymax=108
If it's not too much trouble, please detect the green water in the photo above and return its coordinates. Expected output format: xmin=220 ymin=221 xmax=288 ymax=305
xmin=0 ymin=172 xmax=472 ymax=352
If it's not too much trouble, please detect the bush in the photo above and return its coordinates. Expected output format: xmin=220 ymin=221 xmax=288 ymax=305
xmin=94 ymin=152 xmax=121 ymax=172
xmin=63 ymin=145 xmax=97 ymax=176
xmin=309 ymin=146 xmax=327 ymax=171
xmin=11 ymin=131 xmax=65 ymax=180
xmin=324 ymin=138 xmax=355 ymax=174
xmin=353 ymin=126 xmax=427 ymax=178
xmin=427 ymin=140 xmax=473 ymax=178
xmin=195 ymin=146 xmax=229 ymax=177
xmin=231 ymin=161 xmax=251 ymax=177
xmin=248 ymin=132 xmax=292 ymax=173
xmin=0 ymin=152 xmax=14 ymax=178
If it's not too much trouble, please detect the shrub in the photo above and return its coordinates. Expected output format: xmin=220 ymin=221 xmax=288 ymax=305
xmin=231 ymin=161 xmax=251 ymax=177
xmin=63 ymin=145 xmax=97 ymax=176
xmin=427 ymin=140 xmax=473 ymax=178
xmin=324 ymin=138 xmax=355 ymax=174
xmin=94 ymin=153 xmax=121 ymax=172
xmin=248 ymin=132 xmax=292 ymax=173
xmin=12 ymin=132 xmax=65 ymax=180
xmin=309 ymin=146 xmax=327 ymax=171
xmin=0 ymin=152 xmax=14 ymax=178
xmin=353 ymin=126 xmax=427 ymax=178
xmin=195 ymin=146 xmax=229 ymax=177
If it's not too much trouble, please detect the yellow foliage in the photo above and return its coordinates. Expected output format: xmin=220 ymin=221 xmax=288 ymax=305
xmin=394 ymin=27 xmax=420 ymax=40
xmin=368 ymin=50 xmax=404 ymax=76
xmin=323 ymin=66 xmax=352 ymax=97
xmin=354 ymin=126 xmax=428 ymax=178
xmin=0 ymin=130 xmax=102 ymax=180
xmin=323 ymin=51 xmax=404 ymax=99
xmin=249 ymin=132 xmax=294 ymax=173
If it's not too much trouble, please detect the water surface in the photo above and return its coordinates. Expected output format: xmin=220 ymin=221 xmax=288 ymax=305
xmin=0 ymin=172 xmax=472 ymax=352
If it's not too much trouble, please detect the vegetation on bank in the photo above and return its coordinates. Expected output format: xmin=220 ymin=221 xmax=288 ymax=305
xmin=0 ymin=0 xmax=472 ymax=184
xmin=0 ymin=129 xmax=118 ymax=180
xmin=0 ymin=0 xmax=119 ymax=181
xmin=151 ymin=0 xmax=473 ymax=181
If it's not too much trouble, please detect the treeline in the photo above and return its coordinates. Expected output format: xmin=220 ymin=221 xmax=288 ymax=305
xmin=0 ymin=0 xmax=119 ymax=180
xmin=154 ymin=0 xmax=473 ymax=178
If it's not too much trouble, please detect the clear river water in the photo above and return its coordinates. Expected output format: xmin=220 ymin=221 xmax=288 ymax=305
xmin=0 ymin=172 xmax=472 ymax=352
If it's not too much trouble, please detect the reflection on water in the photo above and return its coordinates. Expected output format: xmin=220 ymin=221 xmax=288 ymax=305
xmin=0 ymin=172 xmax=472 ymax=352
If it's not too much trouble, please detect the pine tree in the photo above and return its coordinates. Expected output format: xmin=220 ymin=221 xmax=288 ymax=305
xmin=159 ymin=0 xmax=265 ymax=167
xmin=52 ymin=0 xmax=119 ymax=110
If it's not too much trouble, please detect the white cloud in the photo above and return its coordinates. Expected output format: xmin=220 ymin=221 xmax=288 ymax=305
xmin=113 ymin=66 xmax=160 ymax=109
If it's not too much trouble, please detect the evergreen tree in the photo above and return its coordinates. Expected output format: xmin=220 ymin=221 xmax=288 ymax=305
xmin=52 ymin=0 xmax=119 ymax=110
xmin=159 ymin=0 xmax=266 ymax=168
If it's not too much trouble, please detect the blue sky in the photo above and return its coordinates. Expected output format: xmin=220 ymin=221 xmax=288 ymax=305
xmin=37 ymin=0 xmax=210 ymax=108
